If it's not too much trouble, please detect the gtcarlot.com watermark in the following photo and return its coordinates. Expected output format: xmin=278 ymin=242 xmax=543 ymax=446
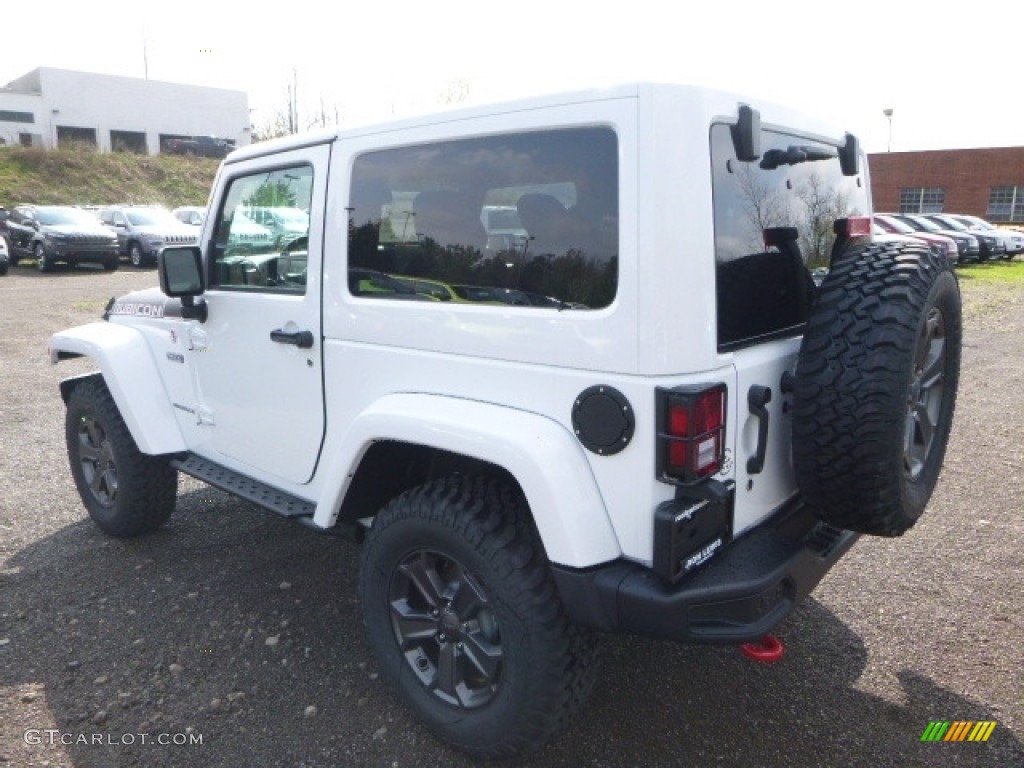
xmin=24 ymin=729 xmax=203 ymax=747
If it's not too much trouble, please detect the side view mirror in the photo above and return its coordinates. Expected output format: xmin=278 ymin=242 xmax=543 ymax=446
xmin=159 ymin=246 xmax=207 ymax=322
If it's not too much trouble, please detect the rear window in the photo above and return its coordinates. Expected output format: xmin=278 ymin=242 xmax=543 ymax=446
xmin=711 ymin=123 xmax=868 ymax=350
xmin=347 ymin=127 xmax=618 ymax=310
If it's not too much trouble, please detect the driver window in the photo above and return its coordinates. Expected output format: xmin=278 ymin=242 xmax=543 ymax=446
xmin=210 ymin=165 xmax=313 ymax=294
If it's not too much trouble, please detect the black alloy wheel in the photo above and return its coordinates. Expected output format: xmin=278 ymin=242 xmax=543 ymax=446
xmin=904 ymin=306 xmax=947 ymax=482
xmin=389 ymin=549 xmax=503 ymax=709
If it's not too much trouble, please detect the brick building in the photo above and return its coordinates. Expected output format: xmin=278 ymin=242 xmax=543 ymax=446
xmin=869 ymin=147 xmax=1024 ymax=223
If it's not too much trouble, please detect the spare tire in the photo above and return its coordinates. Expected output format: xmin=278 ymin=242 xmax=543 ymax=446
xmin=792 ymin=240 xmax=961 ymax=536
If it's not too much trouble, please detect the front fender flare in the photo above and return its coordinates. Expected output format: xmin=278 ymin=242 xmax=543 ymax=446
xmin=315 ymin=393 xmax=622 ymax=568
xmin=49 ymin=322 xmax=186 ymax=455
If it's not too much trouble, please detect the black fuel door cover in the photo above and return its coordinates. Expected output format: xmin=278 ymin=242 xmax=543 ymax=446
xmin=572 ymin=385 xmax=635 ymax=456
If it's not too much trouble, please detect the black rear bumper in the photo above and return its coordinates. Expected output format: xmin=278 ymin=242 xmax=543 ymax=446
xmin=551 ymin=502 xmax=858 ymax=645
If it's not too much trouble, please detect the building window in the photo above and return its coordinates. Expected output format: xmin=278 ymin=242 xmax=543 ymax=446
xmin=111 ymin=130 xmax=146 ymax=153
xmin=56 ymin=126 xmax=97 ymax=149
xmin=0 ymin=110 xmax=35 ymax=124
xmin=899 ymin=187 xmax=945 ymax=214
xmin=987 ymin=186 xmax=1024 ymax=223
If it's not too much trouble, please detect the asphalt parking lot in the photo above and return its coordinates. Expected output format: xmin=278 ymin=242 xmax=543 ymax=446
xmin=1 ymin=264 xmax=1021 ymax=768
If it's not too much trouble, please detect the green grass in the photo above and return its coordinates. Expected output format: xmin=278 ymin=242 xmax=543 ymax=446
xmin=0 ymin=145 xmax=218 ymax=209
xmin=956 ymin=259 xmax=1024 ymax=285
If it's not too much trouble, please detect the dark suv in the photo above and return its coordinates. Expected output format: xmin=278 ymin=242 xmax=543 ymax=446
xmin=887 ymin=213 xmax=981 ymax=263
xmin=5 ymin=205 xmax=120 ymax=272
xmin=97 ymin=206 xmax=198 ymax=267
xmin=923 ymin=214 xmax=1005 ymax=261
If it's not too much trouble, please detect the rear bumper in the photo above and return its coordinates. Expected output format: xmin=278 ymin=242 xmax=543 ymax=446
xmin=552 ymin=501 xmax=858 ymax=644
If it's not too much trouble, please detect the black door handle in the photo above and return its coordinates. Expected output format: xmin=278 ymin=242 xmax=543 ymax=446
xmin=270 ymin=329 xmax=314 ymax=349
xmin=747 ymin=385 xmax=772 ymax=475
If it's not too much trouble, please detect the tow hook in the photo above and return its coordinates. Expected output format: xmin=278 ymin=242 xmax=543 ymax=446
xmin=739 ymin=634 xmax=784 ymax=663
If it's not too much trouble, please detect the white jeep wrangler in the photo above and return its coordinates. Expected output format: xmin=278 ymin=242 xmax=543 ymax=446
xmin=49 ymin=83 xmax=961 ymax=758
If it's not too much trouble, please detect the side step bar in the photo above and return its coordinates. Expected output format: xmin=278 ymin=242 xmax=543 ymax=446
xmin=171 ymin=453 xmax=356 ymax=538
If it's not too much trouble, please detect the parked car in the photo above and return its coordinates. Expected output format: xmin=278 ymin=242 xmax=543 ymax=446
xmin=886 ymin=213 xmax=981 ymax=263
xmin=223 ymin=210 xmax=275 ymax=253
xmin=172 ymin=206 xmax=206 ymax=228
xmin=0 ymin=205 xmax=10 ymax=267
xmin=0 ymin=231 xmax=9 ymax=275
xmin=97 ymin=205 xmax=199 ymax=267
xmin=873 ymin=214 xmax=958 ymax=263
xmin=5 ymin=204 xmax=120 ymax=272
xmin=944 ymin=213 xmax=1024 ymax=258
xmin=237 ymin=206 xmax=309 ymax=248
xmin=922 ymin=214 xmax=1005 ymax=261
xmin=164 ymin=136 xmax=235 ymax=158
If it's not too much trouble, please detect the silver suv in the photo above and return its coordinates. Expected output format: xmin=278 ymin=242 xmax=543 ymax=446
xmin=49 ymin=83 xmax=962 ymax=758
xmin=97 ymin=205 xmax=198 ymax=267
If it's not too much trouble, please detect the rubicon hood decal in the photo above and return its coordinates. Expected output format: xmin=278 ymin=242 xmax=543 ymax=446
xmin=105 ymin=288 xmax=183 ymax=320
xmin=108 ymin=300 xmax=166 ymax=318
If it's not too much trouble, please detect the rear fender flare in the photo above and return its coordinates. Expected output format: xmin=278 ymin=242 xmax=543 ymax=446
xmin=315 ymin=393 xmax=622 ymax=568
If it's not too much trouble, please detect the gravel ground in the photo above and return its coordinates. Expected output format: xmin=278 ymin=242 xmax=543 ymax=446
xmin=0 ymin=262 xmax=1021 ymax=768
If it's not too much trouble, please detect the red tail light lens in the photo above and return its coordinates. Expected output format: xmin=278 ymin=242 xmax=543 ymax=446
xmin=840 ymin=215 xmax=872 ymax=238
xmin=657 ymin=384 xmax=727 ymax=484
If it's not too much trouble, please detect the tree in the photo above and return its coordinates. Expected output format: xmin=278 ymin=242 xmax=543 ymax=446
xmin=735 ymin=164 xmax=786 ymax=253
xmin=252 ymin=69 xmax=341 ymax=142
xmin=796 ymin=172 xmax=852 ymax=265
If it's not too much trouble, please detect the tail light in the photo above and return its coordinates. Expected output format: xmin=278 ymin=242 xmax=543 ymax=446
xmin=836 ymin=216 xmax=872 ymax=238
xmin=656 ymin=384 xmax=726 ymax=484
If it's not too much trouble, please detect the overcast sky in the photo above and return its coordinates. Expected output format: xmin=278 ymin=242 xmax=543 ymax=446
xmin=3 ymin=0 xmax=1020 ymax=154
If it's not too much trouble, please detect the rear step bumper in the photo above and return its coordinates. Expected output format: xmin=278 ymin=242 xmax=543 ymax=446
xmin=551 ymin=503 xmax=858 ymax=645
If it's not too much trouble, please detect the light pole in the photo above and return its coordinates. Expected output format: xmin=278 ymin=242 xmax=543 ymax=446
xmin=883 ymin=108 xmax=893 ymax=152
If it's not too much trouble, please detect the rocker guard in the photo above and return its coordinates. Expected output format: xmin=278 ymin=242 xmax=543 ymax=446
xmin=551 ymin=501 xmax=858 ymax=644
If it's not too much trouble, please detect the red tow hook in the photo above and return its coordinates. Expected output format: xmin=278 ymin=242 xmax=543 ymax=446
xmin=739 ymin=634 xmax=785 ymax=663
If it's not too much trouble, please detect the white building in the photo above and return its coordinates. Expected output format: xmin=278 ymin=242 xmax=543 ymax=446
xmin=0 ymin=67 xmax=250 ymax=154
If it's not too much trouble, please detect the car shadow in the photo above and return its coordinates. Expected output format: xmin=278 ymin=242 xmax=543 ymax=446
xmin=1 ymin=486 xmax=1020 ymax=768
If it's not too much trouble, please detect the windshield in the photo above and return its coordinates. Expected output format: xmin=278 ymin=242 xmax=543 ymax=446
xmin=37 ymin=208 xmax=101 ymax=226
xmin=901 ymin=215 xmax=943 ymax=233
xmin=960 ymin=215 xmax=993 ymax=230
xmin=930 ymin=215 xmax=967 ymax=232
xmin=877 ymin=215 xmax=915 ymax=235
xmin=125 ymin=209 xmax=178 ymax=226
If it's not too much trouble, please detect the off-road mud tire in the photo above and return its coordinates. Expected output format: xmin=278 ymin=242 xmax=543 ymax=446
xmin=66 ymin=376 xmax=177 ymax=536
xmin=359 ymin=475 xmax=598 ymax=758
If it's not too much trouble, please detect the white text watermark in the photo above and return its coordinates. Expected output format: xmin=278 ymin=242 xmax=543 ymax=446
xmin=24 ymin=730 xmax=203 ymax=747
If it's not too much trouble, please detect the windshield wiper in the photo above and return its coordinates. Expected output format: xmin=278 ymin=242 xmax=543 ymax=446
xmin=760 ymin=145 xmax=838 ymax=170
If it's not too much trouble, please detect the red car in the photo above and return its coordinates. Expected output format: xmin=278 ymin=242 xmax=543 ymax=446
xmin=873 ymin=213 xmax=959 ymax=263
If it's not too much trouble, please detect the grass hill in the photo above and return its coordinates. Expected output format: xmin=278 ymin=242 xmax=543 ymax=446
xmin=0 ymin=145 xmax=219 ymax=210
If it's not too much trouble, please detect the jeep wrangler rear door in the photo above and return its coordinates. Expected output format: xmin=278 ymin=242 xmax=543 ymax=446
xmin=711 ymin=121 xmax=868 ymax=533
xmin=189 ymin=145 xmax=329 ymax=485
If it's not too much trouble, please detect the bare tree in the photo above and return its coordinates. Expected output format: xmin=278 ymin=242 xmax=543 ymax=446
xmin=735 ymin=164 xmax=786 ymax=253
xmin=252 ymin=69 xmax=341 ymax=142
xmin=796 ymin=172 xmax=851 ymax=265
xmin=437 ymin=78 xmax=471 ymax=106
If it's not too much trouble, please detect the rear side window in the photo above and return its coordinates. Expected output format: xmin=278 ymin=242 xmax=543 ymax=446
xmin=348 ymin=127 xmax=618 ymax=310
xmin=711 ymin=123 xmax=867 ymax=350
